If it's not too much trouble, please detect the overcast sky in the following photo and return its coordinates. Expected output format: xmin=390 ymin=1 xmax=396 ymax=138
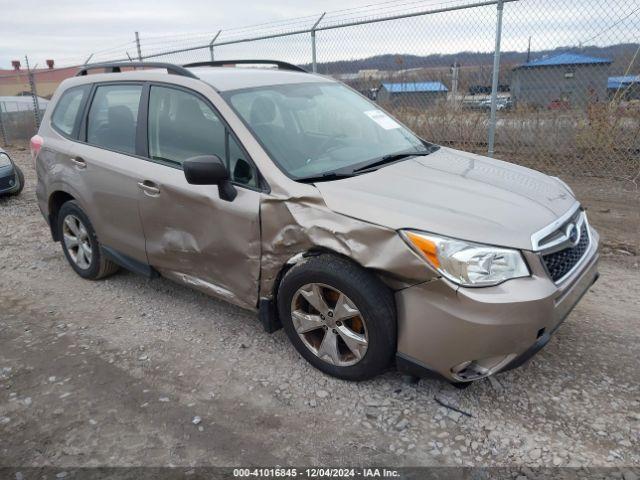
xmin=1 ymin=0 xmax=638 ymax=69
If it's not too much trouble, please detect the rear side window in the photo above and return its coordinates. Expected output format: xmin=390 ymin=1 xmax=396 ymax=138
xmin=51 ymin=85 xmax=90 ymax=136
xmin=87 ymin=84 xmax=142 ymax=155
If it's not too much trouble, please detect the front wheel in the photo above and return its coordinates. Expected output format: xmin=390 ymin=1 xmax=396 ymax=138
xmin=277 ymin=254 xmax=396 ymax=381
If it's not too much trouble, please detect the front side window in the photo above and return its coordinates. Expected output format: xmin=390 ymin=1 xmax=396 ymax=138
xmin=148 ymin=86 xmax=225 ymax=165
xmin=87 ymin=84 xmax=142 ymax=155
xmin=51 ymin=85 xmax=90 ymax=136
xmin=228 ymin=133 xmax=258 ymax=188
xmin=148 ymin=86 xmax=258 ymax=187
xmin=223 ymin=82 xmax=430 ymax=180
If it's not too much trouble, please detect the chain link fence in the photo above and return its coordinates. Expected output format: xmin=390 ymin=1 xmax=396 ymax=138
xmin=1 ymin=0 xmax=638 ymax=179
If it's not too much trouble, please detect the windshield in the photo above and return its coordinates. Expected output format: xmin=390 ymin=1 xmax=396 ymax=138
xmin=223 ymin=82 xmax=432 ymax=180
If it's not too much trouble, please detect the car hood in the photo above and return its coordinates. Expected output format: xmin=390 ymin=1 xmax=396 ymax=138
xmin=314 ymin=147 xmax=576 ymax=250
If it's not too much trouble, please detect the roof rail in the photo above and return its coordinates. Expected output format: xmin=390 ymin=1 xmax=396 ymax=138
xmin=183 ymin=60 xmax=307 ymax=73
xmin=76 ymin=62 xmax=198 ymax=78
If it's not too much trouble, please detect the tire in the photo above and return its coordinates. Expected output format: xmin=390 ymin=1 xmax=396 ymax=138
xmin=10 ymin=166 xmax=24 ymax=196
xmin=277 ymin=254 xmax=396 ymax=381
xmin=57 ymin=200 xmax=119 ymax=280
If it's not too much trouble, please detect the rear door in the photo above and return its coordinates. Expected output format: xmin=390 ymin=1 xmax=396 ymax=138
xmin=72 ymin=82 xmax=148 ymax=263
xmin=137 ymin=84 xmax=262 ymax=310
xmin=37 ymin=84 xmax=92 ymax=217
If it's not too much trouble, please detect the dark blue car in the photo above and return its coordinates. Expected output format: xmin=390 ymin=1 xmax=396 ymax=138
xmin=0 ymin=147 xmax=24 ymax=196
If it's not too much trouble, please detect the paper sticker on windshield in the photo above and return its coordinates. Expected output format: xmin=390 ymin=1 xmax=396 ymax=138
xmin=364 ymin=110 xmax=401 ymax=130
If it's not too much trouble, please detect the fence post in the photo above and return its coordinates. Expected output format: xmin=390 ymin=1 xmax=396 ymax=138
xmin=487 ymin=0 xmax=504 ymax=157
xmin=311 ymin=13 xmax=326 ymax=73
xmin=209 ymin=30 xmax=222 ymax=61
xmin=25 ymin=56 xmax=41 ymax=130
xmin=0 ymin=103 xmax=7 ymax=146
xmin=135 ymin=31 xmax=143 ymax=60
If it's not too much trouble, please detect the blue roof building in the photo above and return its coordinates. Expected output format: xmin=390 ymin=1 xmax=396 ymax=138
xmin=608 ymin=75 xmax=640 ymax=89
xmin=607 ymin=75 xmax=640 ymax=100
xmin=511 ymin=52 xmax=612 ymax=108
xmin=381 ymin=82 xmax=448 ymax=93
xmin=516 ymin=53 xmax=612 ymax=69
xmin=377 ymin=81 xmax=448 ymax=106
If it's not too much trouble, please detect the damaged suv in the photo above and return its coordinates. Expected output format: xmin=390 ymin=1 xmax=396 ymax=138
xmin=33 ymin=61 xmax=599 ymax=383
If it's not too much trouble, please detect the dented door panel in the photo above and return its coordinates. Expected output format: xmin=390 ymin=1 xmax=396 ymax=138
xmin=137 ymin=161 xmax=261 ymax=310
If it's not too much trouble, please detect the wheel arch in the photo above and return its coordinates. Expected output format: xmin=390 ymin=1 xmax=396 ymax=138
xmin=259 ymin=247 xmax=369 ymax=333
xmin=267 ymin=247 xmax=367 ymax=302
xmin=48 ymin=190 xmax=76 ymax=241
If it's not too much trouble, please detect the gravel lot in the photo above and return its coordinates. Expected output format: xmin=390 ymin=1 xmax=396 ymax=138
xmin=1 ymin=146 xmax=639 ymax=469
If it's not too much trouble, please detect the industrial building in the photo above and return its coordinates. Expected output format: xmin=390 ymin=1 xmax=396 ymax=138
xmin=376 ymin=81 xmax=448 ymax=107
xmin=608 ymin=75 xmax=640 ymax=101
xmin=510 ymin=53 xmax=612 ymax=109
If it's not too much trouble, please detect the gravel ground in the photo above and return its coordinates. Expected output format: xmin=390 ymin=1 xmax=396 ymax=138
xmin=1 ymin=146 xmax=639 ymax=469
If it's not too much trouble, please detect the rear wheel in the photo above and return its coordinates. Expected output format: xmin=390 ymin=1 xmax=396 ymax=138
xmin=58 ymin=201 xmax=119 ymax=280
xmin=277 ymin=254 xmax=396 ymax=380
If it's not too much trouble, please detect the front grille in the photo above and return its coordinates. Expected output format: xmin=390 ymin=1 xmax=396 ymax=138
xmin=542 ymin=223 xmax=590 ymax=282
xmin=0 ymin=174 xmax=15 ymax=191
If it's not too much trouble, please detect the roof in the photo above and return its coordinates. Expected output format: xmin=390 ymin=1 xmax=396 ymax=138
xmin=608 ymin=75 xmax=640 ymax=89
xmin=0 ymin=95 xmax=49 ymax=102
xmin=0 ymin=96 xmax=50 ymax=112
xmin=381 ymin=82 xmax=448 ymax=93
xmin=517 ymin=53 xmax=612 ymax=69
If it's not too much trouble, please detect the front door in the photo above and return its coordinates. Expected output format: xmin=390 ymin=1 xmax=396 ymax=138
xmin=137 ymin=85 xmax=262 ymax=310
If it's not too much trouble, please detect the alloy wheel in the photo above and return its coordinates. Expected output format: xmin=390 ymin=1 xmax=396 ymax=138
xmin=62 ymin=214 xmax=93 ymax=270
xmin=290 ymin=283 xmax=368 ymax=367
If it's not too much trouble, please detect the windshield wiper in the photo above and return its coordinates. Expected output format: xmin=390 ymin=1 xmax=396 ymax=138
xmin=297 ymin=171 xmax=356 ymax=183
xmin=353 ymin=148 xmax=436 ymax=173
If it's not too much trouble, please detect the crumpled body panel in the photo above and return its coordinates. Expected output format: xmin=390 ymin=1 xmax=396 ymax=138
xmin=259 ymin=191 xmax=435 ymax=299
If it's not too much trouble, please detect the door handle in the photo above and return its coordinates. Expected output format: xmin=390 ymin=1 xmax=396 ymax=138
xmin=137 ymin=181 xmax=160 ymax=196
xmin=70 ymin=157 xmax=87 ymax=169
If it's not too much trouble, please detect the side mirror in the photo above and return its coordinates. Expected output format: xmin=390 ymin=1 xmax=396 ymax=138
xmin=183 ymin=155 xmax=237 ymax=202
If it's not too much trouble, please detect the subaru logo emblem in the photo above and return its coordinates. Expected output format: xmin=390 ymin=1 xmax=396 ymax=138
xmin=565 ymin=223 xmax=580 ymax=246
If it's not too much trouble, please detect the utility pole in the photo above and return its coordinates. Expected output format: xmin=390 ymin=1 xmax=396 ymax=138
xmin=451 ymin=61 xmax=459 ymax=105
xmin=526 ymin=36 xmax=531 ymax=63
xmin=135 ymin=31 xmax=143 ymax=60
xmin=25 ymin=55 xmax=41 ymax=129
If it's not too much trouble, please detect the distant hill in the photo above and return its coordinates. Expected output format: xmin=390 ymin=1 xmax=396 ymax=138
xmin=307 ymin=43 xmax=639 ymax=75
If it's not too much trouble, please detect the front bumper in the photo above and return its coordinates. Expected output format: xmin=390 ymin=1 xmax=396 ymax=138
xmin=0 ymin=165 xmax=19 ymax=194
xmin=395 ymin=228 xmax=600 ymax=382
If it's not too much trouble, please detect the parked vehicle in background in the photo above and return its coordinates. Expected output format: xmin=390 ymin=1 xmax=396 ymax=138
xmin=479 ymin=97 xmax=512 ymax=111
xmin=33 ymin=61 xmax=599 ymax=385
xmin=0 ymin=147 xmax=24 ymax=196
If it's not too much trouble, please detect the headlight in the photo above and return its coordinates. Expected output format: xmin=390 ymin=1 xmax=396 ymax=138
xmin=401 ymin=230 xmax=529 ymax=287
xmin=0 ymin=152 xmax=12 ymax=168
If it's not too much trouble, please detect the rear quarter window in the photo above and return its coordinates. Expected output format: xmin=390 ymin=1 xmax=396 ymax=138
xmin=51 ymin=85 xmax=90 ymax=137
